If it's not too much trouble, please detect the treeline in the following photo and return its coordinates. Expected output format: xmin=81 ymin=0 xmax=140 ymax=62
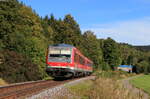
xmin=0 ymin=0 xmax=150 ymax=83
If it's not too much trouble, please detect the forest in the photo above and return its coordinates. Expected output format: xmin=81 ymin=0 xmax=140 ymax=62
xmin=0 ymin=0 xmax=150 ymax=83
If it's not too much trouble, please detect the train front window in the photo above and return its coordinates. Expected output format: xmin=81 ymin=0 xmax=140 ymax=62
xmin=48 ymin=47 xmax=72 ymax=62
xmin=49 ymin=54 xmax=71 ymax=62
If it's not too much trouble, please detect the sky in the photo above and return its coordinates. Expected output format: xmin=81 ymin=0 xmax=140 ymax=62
xmin=19 ymin=0 xmax=150 ymax=45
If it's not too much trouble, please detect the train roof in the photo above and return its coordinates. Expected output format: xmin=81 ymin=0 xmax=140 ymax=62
xmin=49 ymin=44 xmax=74 ymax=48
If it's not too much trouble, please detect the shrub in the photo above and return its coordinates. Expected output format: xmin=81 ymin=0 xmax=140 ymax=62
xmin=0 ymin=50 xmax=42 ymax=83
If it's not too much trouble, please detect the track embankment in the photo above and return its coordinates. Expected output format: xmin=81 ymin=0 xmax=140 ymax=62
xmin=0 ymin=76 xmax=95 ymax=99
xmin=27 ymin=76 xmax=95 ymax=99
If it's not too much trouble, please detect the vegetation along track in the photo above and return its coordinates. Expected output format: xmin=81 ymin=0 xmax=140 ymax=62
xmin=0 ymin=76 xmax=94 ymax=99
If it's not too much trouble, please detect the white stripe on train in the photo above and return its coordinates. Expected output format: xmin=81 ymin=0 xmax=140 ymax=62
xmin=47 ymin=66 xmax=92 ymax=72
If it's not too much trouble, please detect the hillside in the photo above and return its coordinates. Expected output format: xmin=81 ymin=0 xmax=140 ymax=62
xmin=134 ymin=45 xmax=150 ymax=51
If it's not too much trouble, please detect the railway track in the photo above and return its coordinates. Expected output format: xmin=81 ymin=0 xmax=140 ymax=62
xmin=0 ymin=78 xmax=73 ymax=99
xmin=0 ymin=76 xmax=94 ymax=99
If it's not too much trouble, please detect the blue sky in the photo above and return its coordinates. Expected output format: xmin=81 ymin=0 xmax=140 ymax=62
xmin=20 ymin=0 xmax=150 ymax=45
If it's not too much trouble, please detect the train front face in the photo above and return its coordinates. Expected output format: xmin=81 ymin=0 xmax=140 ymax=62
xmin=46 ymin=46 xmax=74 ymax=78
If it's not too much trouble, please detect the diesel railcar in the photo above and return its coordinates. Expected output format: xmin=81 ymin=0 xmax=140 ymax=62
xmin=46 ymin=44 xmax=93 ymax=78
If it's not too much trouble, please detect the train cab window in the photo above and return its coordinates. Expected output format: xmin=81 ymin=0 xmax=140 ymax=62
xmin=49 ymin=54 xmax=71 ymax=62
xmin=49 ymin=54 xmax=70 ymax=58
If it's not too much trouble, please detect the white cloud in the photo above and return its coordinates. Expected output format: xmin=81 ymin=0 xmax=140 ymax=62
xmin=82 ymin=17 xmax=150 ymax=45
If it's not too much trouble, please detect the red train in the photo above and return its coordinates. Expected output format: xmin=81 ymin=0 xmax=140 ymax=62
xmin=46 ymin=44 xmax=93 ymax=78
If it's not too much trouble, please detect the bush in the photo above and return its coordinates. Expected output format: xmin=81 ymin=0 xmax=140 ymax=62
xmin=96 ymin=71 xmax=134 ymax=79
xmin=0 ymin=50 xmax=42 ymax=83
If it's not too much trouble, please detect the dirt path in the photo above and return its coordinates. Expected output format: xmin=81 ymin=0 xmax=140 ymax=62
xmin=122 ymin=75 xmax=149 ymax=99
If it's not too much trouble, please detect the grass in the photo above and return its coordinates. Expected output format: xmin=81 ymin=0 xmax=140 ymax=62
xmin=55 ymin=71 xmax=142 ymax=99
xmin=68 ymin=80 xmax=93 ymax=99
xmin=36 ymin=71 xmax=145 ymax=99
xmin=65 ymin=77 xmax=142 ymax=99
xmin=95 ymin=70 xmax=136 ymax=80
xmin=130 ymin=75 xmax=150 ymax=95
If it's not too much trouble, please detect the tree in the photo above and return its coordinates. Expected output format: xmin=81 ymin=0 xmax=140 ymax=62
xmin=0 ymin=50 xmax=42 ymax=83
xmin=136 ymin=61 xmax=149 ymax=74
xmin=0 ymin=0 xmax=20 ymax=49
xmin=82 ymin=31 xmax=103 ymax=69
xmin=41 ymin=16 xmax=54 ymax=44
xmin=102 ymin=37 xmax=121 ymax=70
xmin=0 ymin=0 xmax=49 ymax=79
xmin=127 ymin=55 xmax=134 ymax=65
xmin=63 ymin=14 xmax=81 ymax=35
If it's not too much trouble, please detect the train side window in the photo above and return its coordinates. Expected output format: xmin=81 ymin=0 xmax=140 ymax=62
xmin=74 ymin=53 xmax=79 ymax=63
xmin=79 ymin=56 xmax=81 ymax=64
xmin=89 ymin=63 xmax=93 ymax=67
xmin=89 ymin=63 xmax=92 ymax=67
xmin=86 ymin=61 xmax=88 ymax=66
xmin=84 ymin=60 xmax=86 ymax=66
xmin=82 ymin=58 xmax=84 ymax=65
xmin=87 ymin=62 xmax=92 ymax=67
xmin=79 ymin=56 xmax=83 ymax=65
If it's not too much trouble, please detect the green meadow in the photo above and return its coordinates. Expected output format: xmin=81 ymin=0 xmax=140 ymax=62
xmin=130 ymin=75 xmax=150 ymax=95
